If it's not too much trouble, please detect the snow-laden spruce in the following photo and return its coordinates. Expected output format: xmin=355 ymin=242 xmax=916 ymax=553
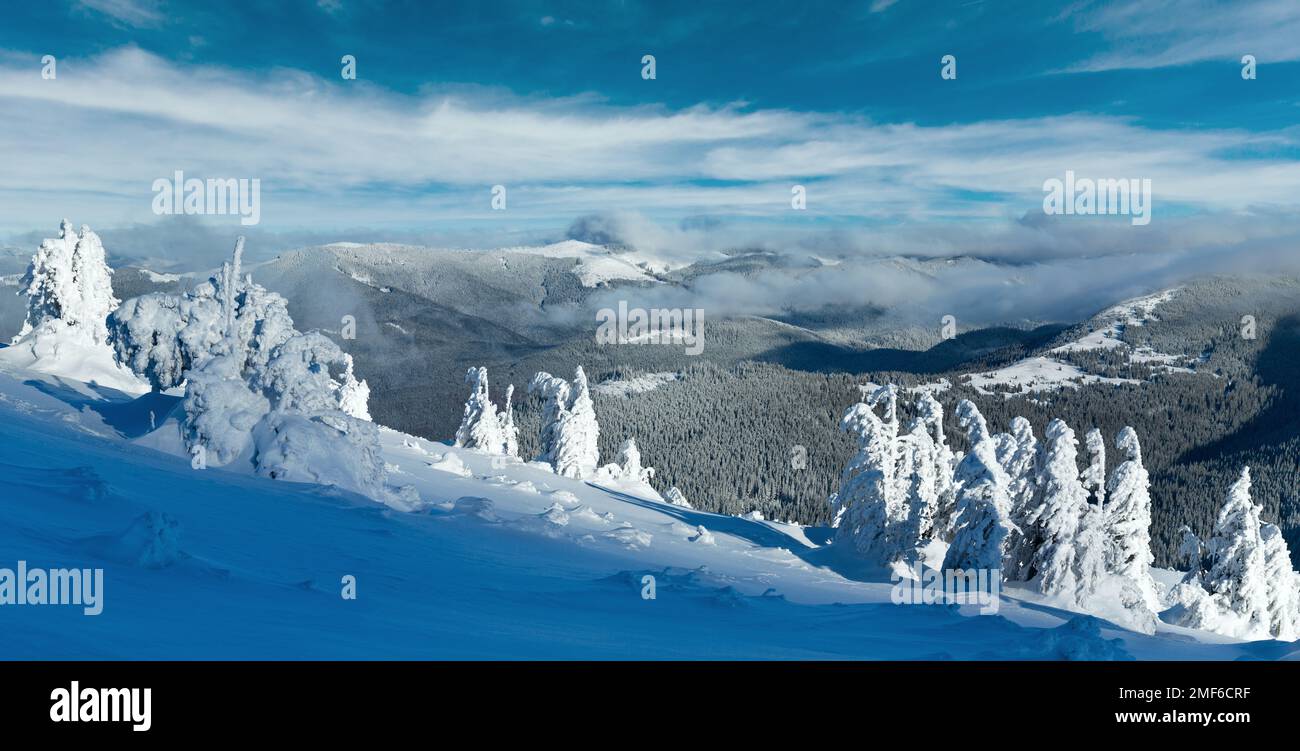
xmin=1029 ymin=420 xmax=1090 ymax=603
xmin=915 ymin=392 xmax=958 ymax=536
xmin=528 ymin=366 xmax=600 ymax=478
xmin=1001 ymin=416 xmax=1041 ymax=582
xmin=664 ymin=486 xmax=693 ymax=508
xmin=107 ymin=237 xmax=409 ymax=506
xmin=598 ymin=437 xmax=654 ymax=484
xmin=1081 ymin=428 xmax=1106 ymax=507
xmin=941 ymin=412 xmax=1015 ymax=573
xmin=455 ymin=367 xmax=505 ymax=454
xmin=1168 ymin=468 xmax=1299 ymax=641
xmin=0 ymin=221 xmax=146 ymax=393
xmin=14 ymin=219 xmax=116 ymax=345
xmin=1104 ymin=427 xmax=1160 ymax=611
xmin=896 ymin=418 xmax=940 ymax=546
xmin=832 ymin=386 xmax=906 ymax=564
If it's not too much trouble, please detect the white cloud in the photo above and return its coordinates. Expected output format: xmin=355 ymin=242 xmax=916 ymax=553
xmin=74 ymin=0 xmax=164 ymax=28
xmin=1068 ymin=0 xmax=1300 ymax=70
xmin=0 ymin=46 xmax=1297 ymax=234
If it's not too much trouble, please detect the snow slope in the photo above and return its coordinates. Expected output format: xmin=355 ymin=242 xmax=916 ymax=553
xmin=956 ymin=289 xmax=1190 ymax=397
xmin=498 ymin=240 xmax=661 ymax=287
xmin=1 ymin=367 xmax=1290 ymax=660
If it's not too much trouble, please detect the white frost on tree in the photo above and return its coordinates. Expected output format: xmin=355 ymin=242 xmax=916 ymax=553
xmin=551 ymin=366 xmax=600 ymax=479
xmin=599 ymin=437 xmax=654 ymax=484
xmin=2 ymin=221 xmax=145 ymax=393
xmin=941 ymin=428 xmax=1015 ymax=574
xmin=1082 ymin=427 xmax=1106 ymax=508
xmin=916 ymin=392 xmax=957 ymax=540
xmin=1104 ymin=427 xmax=1160 ymax=611
xmin=15 ymin=219 xmax=117 ymax=344
xmin=622 ymin=437 xmax=650 ymax=483
xmin=336 ymin=354 xmax=372 ymax=421
xmin=107 ymin=237 xmax=413 ymax=507
xmin=1001 ymin=416 xmax=1041 ymax=582
xmin=832 ymin=391 xmax=905 ymax=565
xmin=1168 ymin=468 xmax=1298 ymax=641
xmin=455 ymin=367 xmax=505 ymax=453
xmin=1177 ymin=525 xmax=1203 ymax=572
xmin=664 ymin=486 xmax=693 ymax=509
xmin=1260 ymin=523 xmax=1299 ymax=641
xmin=897 ymin=418 xmax=940 ymax=547
xmin=499 ymin=383 xmax=519 ymax=458
xmin=527 ymin=367 xmax=601 ymax=478
xmin=1198 ymin=468 xmax=1274 ymax=639
xmin=527 ymin=371 xmax=572 ymax=465
xmin=1030 ymin=419 xmax=1090 ymax=603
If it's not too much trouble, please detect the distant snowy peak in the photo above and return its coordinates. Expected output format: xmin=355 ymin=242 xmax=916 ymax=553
xmin=495 ymin=240 xmax=665 ymax=287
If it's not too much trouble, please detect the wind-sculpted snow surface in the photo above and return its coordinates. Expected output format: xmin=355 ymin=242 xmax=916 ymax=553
xmin=0 ymin=368 xmax=1282 ymax=659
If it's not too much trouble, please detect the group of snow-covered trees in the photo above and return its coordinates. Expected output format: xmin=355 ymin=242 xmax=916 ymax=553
xmin=831 ymin=384 xmax=1300 ymax=639
xmin=1166 ymin=467 xmax=1300 ymax=641
xmin=106 ymin=237 xmax=414 ymax=506
xmin=454 ymin=364 xmax=656 ymax=487
xmin=453 ymin=366 xmax=519 ymax=457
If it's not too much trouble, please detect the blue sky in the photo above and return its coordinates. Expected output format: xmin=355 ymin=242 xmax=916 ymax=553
xmin=1 ymin=0 xmax=1299 ymax=266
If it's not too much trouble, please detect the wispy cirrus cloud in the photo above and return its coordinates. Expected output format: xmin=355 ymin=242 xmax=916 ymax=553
xmin=1066 ymin=0 xmax=1300 ymax=71
xmin=0 ymin=46 xmax=1297 ymax=237
xmin=73 ymin=0 xmax=165 ymax=28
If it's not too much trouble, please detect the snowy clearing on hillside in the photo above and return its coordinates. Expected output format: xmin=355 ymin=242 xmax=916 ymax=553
xmin=594 ymin=372 xmax=681 ymax=398
xmin=142 ymin=269 xmax=182 ymax=283
xmin=953 ymin=289 xmax=1192 ymax=397
xmin=962 ymin=356 xmax=1138 ymax=397
xmin=1051 ymin=289 xmax=1190 ymax=372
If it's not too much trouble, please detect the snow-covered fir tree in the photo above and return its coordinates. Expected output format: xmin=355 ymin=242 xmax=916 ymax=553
xmin=551 ymin=366 xmax=600 ymax=479
xmin=598 ymin=437 xmax=655 ymax=485
xmin=664 ymin=486 xmax=692 ymax=508
xmin=455 ymin=366 xmax=505 ymax=453
xmin=528 ymin=367 xmax=600 ymax=478
xmin=1203 ymin=468 xmax=1272 ymax=638
xmin=527 ymin=371 xmax=572 ymax=465
xmin=1030 ymin=419 xmax=1090 ymax=603
xmin=915 ymin=391 xmax=957 ymax=539
xmin=832 ymin=392 xmax=902 ymax=565
xmin=1081 ymin=427 xmax=1106 ymax=508
xmin=1177 ymin=525 xmax=1203 ymax=571
xmin=1104 ymin=427 xmax=1160 ymax=611
xmin=1001 ymin=416 xmax=1041 ymax=581
xmin=336 ymin=354 xmax=372 ymax=421
xmin=14 ymin=219 xmax=117 ymax=345
xmin=897 ymin=418 xmax=940 ymax=546
xmin=500 ymin=384 xmax=519 ymax=458
xmin=1260 ymin=523 xmax=1299 ymax=641
xmin=941 ymin=403 xmax=1015 ymax=573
